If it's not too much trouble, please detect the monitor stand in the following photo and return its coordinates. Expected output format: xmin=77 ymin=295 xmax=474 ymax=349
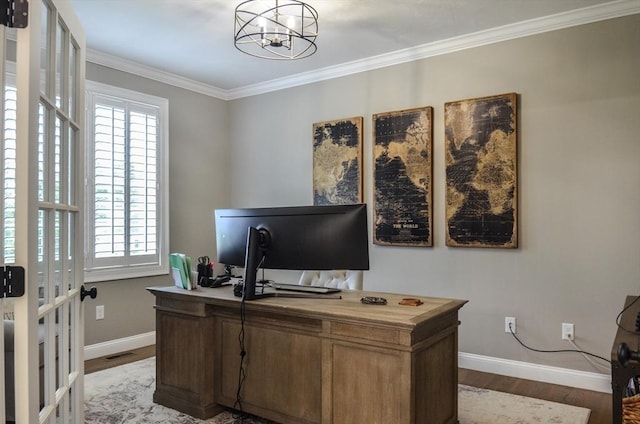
xmin=237 ymin=278 xmax=342 ymax=300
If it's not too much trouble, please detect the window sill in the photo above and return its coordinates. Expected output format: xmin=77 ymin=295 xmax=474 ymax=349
xmin=84 ymin=265 xmax=169 ymax=283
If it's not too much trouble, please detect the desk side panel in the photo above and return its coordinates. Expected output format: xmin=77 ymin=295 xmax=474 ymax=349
xmin=153 ymin=302 xmax=220 ymax=419
xmin=414 ymin=327 xmax=458 ymax=424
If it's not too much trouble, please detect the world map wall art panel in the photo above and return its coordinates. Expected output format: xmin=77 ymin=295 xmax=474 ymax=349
xmin=373 ymin=107 xmax=433 ymax=247
xmin=444 ymin=93 xmax=518 ymax=248
xmin=312 ymin=117 xmax=363 ymax=205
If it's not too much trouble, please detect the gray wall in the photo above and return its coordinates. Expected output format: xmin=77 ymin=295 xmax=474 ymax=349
xmin=83 ymin=15 xmax=640 ymax=376
xmin=227 ymin=15 xmax=640 ymax=373
xmin=83 ymin=64 xmax=230 ymax=345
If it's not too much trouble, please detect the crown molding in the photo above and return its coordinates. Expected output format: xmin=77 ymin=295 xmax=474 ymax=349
xmin=226 ymin=0 xmax=640 ymax=99
xmin=85 ymin=0 xmax=640 ymax=101
xmin=86 ymin=50 xmax=229 ymax=100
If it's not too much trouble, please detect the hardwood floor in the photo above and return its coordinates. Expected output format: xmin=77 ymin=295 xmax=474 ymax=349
xmin=84 ymin=344 xmax=155 ymax=374
xmin=85 ymin=346 xmax=612 ymax=423
xmin=459 ymin=368 xmax=611 ymax=424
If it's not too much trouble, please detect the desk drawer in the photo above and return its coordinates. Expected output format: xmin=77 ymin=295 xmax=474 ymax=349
xmin=154 ymin=297 xmax=212 ymax=317
xmin=327 ymin=321 xmax=408 ymax=346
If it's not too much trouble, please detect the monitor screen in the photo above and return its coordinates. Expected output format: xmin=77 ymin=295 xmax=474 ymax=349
xmin=214 ymin=203 xmax=370 ymax=272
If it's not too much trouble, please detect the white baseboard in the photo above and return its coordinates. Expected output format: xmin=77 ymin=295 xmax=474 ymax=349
xmin=84 ymin=331 xmax=156 ymax=360
xmin=459 ymin=352 xmax=611 ymax=393
xmin=83 ymin=335 xmax=611 ymax=393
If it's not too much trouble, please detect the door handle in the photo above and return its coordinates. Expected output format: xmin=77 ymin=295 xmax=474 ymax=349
xmin=80 ymin=285 xmax=97 ymax=301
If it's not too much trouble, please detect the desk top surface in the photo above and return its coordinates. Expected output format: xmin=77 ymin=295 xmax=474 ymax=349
xmin=148 ymin=283 xmax=467 ymax=329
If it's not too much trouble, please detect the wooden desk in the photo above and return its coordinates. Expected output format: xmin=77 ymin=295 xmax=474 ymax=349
xmin=611 ymin=295 xmax=640 ymax=424
xmin=148 ymin=285 xmax=467 ymax=424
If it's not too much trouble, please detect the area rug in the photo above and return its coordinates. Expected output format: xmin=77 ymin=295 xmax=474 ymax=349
xmin=84 ymin=357 xmax=591 ymax=423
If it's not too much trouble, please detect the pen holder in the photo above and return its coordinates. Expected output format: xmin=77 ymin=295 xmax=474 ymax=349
xmin=197 ymin=262 xmax=213 ymax=285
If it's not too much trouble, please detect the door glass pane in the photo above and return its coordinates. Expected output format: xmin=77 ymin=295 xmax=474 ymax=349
xmin=38 ymin=209 xmax=47 ymax=301
xmin=55 ymin=20 xmax=64 ymax=109
xmin=54 ymin=210 xmax=62 ymax=296
xmin=3 ymin=85 xmax=16 ymax=263
xmin=55 ymin=302 xmax=69 ymax=409
xmin=38 ymin=103 xmax=47 ymax=201
xmin=55 ymin=306 xmax=63 ymax=398
xmin=40 ymin=312 xmax=52 ymax=417
xmin=54 ymin=115 xmax=61 ymax=203
xmin=68 ymin=295 xmax=76 ymax=372
xmin=67 ymin=212 xmax=76 ymax=289
xmin=61 ymin=395 xmax=71 ymax=424
xmin=67 ymin=298 xmax=79 ymax=424
xmin=67 ymin=125 xmax=76 ymax=205
xmin=56 ymin=404 xmax=63 ymax=424
xmin=69 ymin=39 xmax=77 ymax=120
xmin=40 ymin=0 xmax=51 ymax=96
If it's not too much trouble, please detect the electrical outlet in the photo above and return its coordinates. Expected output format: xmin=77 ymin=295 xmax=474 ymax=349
xmin=96 ymin=305 xmax=105 ymax=320
xmin=562 ymin=323 xmax=574 ymax=340
xmin=505 ymin=317 xmax=516 ymax=334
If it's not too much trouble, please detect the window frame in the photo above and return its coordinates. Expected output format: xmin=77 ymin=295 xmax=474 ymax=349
xmin=84 ymin=80 xmax=169 ymax=282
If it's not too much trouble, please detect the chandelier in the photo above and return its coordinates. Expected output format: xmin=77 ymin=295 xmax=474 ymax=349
xmin=234 ymin=0 xmax=318 ymax=60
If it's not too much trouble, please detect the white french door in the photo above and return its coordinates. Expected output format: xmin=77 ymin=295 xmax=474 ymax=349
xmin=8 ymin=0 xmax=86 ymax=422
xmin=1 ymin=15 xmax=9 ymax=424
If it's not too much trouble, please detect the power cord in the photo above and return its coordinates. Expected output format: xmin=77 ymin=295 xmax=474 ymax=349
xmin=233 ymin=256 xmax=266 ymax=418
xmin=233 ymin=291 xmax=248 ymax=419
xmin=507 ymin=322 xmax=611 ymax=365
xmin=567 ymin=338 xmax=611 ymax=372
xmin=616 ymin=295 xmax=640 ymax=334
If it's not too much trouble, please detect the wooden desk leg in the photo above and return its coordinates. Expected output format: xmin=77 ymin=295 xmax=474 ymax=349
xmin=612 ymin=387 xmax=623 ymax=424
xmin=611 ymin=361 xmax=640 ymax=424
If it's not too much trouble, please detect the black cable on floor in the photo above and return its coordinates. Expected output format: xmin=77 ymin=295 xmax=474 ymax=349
xmin=507 ymin=322 xmax=611 ymax=365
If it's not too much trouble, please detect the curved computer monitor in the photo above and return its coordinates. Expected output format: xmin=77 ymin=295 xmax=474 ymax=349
xmin=214 ymin=204 xmax=369 ymax=299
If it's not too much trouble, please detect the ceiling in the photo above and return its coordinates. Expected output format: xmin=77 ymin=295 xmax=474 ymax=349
xmin=68 ymin=0 xmax=630 ymax=94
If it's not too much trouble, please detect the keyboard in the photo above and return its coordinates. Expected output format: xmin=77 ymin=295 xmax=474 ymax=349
xmin=272 ymin=283 xmax=341 ymax=294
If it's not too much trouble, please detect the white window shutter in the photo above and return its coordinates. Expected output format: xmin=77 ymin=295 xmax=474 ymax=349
xmin=84 ymin=81 xmax=168 ymax=282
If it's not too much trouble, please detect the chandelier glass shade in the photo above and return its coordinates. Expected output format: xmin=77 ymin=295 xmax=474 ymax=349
xmin=234 ymin=0 xmax=318 ymax=60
